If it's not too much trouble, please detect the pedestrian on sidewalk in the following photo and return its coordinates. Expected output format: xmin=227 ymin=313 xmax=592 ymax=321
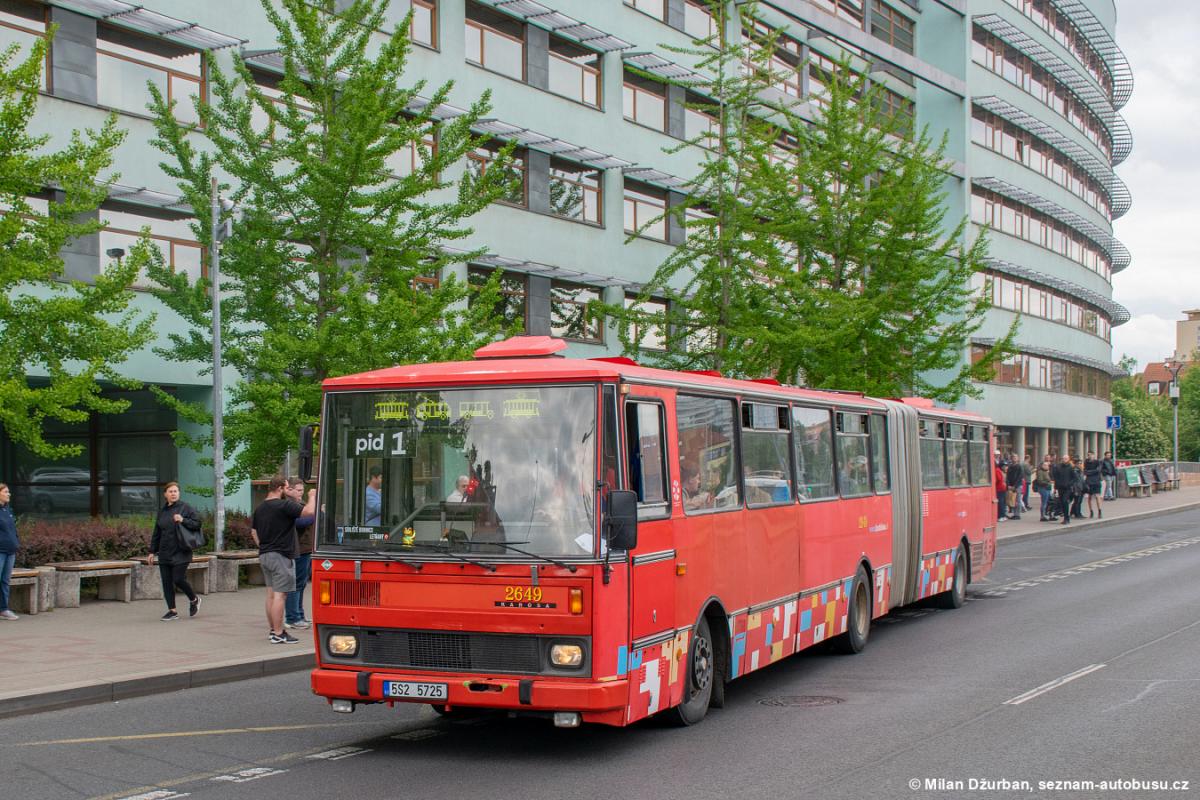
xmin=1101 ymin=451 xmax=1117 ymax=500
xmin=148 ymin=482 xmax=202 ymax=621
xmin=0 ymin=483 xmax=21 ymax=620
xmin=1033 ymin=458 xmax=1054 ymax=521
xmin=1005 ymin=458 xmax=1024 ymax=521
xmin=994 ymin=454 xmax=1008 ymax=521
xmin=284 ymin=478 xmax=317 ymax=631
xmin=251 ymin=475 xmax=305 ymax=644
xmin=1052 ymin=455 xmax=1075 ymax=525
xmin=1021 ymin=455 xmax=1033 ymax=512
xmin=1070 ymin=459 xmax=1087 ymax=519
xmin=1084 ymin=452 xmax=1103 ymax=518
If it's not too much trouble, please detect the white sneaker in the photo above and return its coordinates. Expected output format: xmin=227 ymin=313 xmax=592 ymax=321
xmin=0 ymin=610 xmax=19 ymax=620
xmin=285 ymin=619 xmax=311 ymax=630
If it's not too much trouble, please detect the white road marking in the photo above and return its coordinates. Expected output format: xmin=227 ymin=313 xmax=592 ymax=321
xmin=1004 ymin=664 xmax=1107 ymax=706
xmin=210 ymin=767 xmax=286 ymax=784
xmin=114 ymin=792 xmax=190 ymax=800
xmin=983 ymin=536 xmax=1200 ymax=596
xmin=306 ymin=746 xmax=370 ymax=761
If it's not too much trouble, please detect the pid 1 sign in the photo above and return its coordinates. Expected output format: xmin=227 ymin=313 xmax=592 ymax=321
xmin=354 ymin=429 xmax=407 ymax=456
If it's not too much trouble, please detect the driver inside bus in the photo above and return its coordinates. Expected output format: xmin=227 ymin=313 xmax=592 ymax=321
xmin=446 ymin=475 xmax=470 ymax=503
xmin=364 ymin=466 xmax=382 ymax=527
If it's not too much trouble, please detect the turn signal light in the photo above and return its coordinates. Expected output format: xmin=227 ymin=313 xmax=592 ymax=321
xmin=319 ymin=580 xmax=331 ymax=605
xmin=569 ymin=588 xmax=583 ymax=615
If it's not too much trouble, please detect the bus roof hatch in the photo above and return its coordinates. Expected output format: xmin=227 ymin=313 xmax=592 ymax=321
xmin=474 ymin=336 xmax=568 ymax=359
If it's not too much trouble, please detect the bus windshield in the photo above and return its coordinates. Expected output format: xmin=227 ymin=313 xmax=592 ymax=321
xmin=318 ymin=386 xmax=598 ymax=558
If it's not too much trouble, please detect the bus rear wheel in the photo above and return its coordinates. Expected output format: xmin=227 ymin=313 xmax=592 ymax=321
xmin=666 ymin=617 xmax=714 ymax=726
xmin=834 ymin=565 xmax=871 ymax=655
xmin=938 ymin=549 xmax=968 ymax=609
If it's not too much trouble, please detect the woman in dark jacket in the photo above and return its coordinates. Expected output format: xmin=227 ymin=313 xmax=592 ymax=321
xmin=1084 ymin=452 xmax=1103 ymax=518
xmin=149 ymin=481 xmax=202 ymax=621
xmin=0 ymin=483 xmax=20 ymax=620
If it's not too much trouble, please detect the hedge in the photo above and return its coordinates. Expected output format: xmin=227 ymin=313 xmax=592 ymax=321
xmin=13 ymin=511 xmax=256 ymax=568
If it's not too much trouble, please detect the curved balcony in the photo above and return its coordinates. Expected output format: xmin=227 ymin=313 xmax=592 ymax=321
xmin=972 ymin=337 xmax=1123 ymax=377
xmin=973 ymin=95 xmax=1131 ymax=219
xmin=1048 ymin=0 xmax=1134 ymax=110
xmin=973 ymin=13 xmax=1132 ymax=165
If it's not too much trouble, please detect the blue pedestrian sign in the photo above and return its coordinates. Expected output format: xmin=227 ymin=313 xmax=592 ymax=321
xmin=1106 ymin=415 xmax=1122 ymax=430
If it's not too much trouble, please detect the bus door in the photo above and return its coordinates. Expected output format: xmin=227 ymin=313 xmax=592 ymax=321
xmin=622 ymin=390 xmax=677 ymax=646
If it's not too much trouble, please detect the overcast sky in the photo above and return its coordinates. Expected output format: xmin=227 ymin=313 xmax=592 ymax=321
xmin=1109 ymin=0 xmax=1200 ymax=370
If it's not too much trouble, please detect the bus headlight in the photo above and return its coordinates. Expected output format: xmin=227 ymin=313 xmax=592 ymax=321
xmin=328 ymin=634 xmax=358 ymax=657
xmin=549 ymin=643 xmax=583 ymax=668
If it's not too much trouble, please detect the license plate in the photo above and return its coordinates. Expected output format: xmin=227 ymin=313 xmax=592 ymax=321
xmin=383 ymin=681 xmax=448 ymax=700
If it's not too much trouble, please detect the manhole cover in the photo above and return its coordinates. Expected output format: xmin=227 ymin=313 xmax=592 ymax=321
xmin=757 ymin=695 xmax=844 ymax=707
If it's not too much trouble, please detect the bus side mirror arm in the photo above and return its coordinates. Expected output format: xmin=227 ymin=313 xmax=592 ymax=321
xmin=603 ymin=490 xmax=638 ymax=585
xmin=298 ymin=424 xmax=316 ymax=482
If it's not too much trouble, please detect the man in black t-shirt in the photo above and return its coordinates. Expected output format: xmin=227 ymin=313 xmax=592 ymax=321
xmin=251 ymin=475 xmax=305 ymax=644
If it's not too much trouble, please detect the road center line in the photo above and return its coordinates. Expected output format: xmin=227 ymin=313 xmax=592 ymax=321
xmin=1003 ymin=664 xmax=1107 ymax=706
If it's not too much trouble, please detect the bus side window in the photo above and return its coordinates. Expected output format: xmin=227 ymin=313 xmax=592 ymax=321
xmin=624 ymin=401 xmax=669 ymax=517
xmin=870 ymin=414 xmax=890 ymax=492
xmin=792 ymin=406 xmax=836 ymax=500
xmin=919 ymin=418 xmax=948 ymax=489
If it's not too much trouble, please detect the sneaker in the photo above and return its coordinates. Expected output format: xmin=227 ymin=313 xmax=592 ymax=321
xmin=270 ymin=630 xmax=300 ymax=644
xmin=285 ymin=619 xmax=311 ymax=630
xmin=0 ymin=609 xmax=19 ymax=620
xmin=161 ymin=611 xmax=179 ymax=621
xmin=189 ymin=596 xmax=202 ymax=617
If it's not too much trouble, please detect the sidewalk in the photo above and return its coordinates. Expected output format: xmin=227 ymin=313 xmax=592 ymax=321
xmin=994 ymin=483 xmax=1200 ymax=542
xmin=2 ymin=486 xmax=1199 ymax=720
xmin=0 ymin=584 xmax=314 ymax=719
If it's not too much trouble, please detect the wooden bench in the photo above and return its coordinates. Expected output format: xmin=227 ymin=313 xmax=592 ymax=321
xmin=130 ymin=555 xmax=212 ymax=601
xmin=8 ymin=568 xmax=42 ymax=615
xmin=1126 ymin=471 xmax=1151 ymax=498
xmin=209 ymin=549 xmax=264 ymax=592
xmin=47 ymin=560 xmax=137 ymax=607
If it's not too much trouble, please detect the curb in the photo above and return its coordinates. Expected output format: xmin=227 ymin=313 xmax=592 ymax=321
xmin=996 ymin=500 xmax=1200 ymax=545
xmin=0 ymin=652 xmax=313 ymax=720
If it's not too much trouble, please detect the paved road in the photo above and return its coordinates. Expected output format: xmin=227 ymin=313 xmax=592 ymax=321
xmin=3 ymin=510 xmax=1199 ymax=800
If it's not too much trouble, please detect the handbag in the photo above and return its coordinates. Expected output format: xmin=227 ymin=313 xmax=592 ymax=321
xmin=178 ymin=523 xmax=206 ymax=551
xmin=1005 ymin=489 xmax=1018 ymax=507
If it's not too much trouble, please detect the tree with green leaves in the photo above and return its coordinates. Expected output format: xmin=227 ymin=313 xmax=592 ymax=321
xmin=613 ymin=6 xmax=1012 ymax=401
xmin=146 ymin=0 xmax=515 ymax=488
xmin=1110 ymin=376 xmax=1170 ymax=462
xmin=756 ymin=56 xmax=1014 ymax=401
xmin=609 ymin=0 xmax=782 ymax=377
xmin=0 ymin=31 xmax=153 ymax=459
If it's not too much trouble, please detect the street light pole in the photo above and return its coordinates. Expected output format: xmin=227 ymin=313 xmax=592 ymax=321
xmin=1165 ymin=358 xmax=1184 ymax=484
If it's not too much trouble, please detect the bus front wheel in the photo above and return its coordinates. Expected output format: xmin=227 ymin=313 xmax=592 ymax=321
xmin=666 ymin=617 xmax=714 ymax=726
xmin=938 ymin=549 xmax=968 ymax=609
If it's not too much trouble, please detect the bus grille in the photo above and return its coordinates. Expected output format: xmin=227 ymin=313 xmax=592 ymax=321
xmin=361 ymin=630 xmax=541 ymax=674
xmin=332 ymin=580 xmax=380 ymax=607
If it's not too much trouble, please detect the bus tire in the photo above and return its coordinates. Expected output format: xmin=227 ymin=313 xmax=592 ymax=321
xmin=666 ymin=617 xmax=714 ymax=726
xmin=938 ymin=548 xmax=968 ymax=609
xmin=834 ymin=565 xmax=871 ymax=655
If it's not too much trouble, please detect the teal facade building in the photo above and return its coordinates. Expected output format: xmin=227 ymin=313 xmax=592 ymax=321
xmin=0 ymin=0 xmax=1129 ymax=514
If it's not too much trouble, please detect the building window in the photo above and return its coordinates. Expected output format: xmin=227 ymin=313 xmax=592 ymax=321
xmin=870 ymin=1 xmax=914 ymax=54
xmin=745 ymin=19 xmax=803 ymax=98
xmin=623 ymin=180 xmax=668 ymax=241
xmin=469 ymin=266 xmax=527 ymax=332
xmin=385 ymin=120 xmax=437 ymax=178
xmin=1148 ymin=382 xmax=1161 ymax=396
xmin=549 ymin=158 xmax=602 ymax=225
xmin=683 ymin=90 xmax=718 ymax=145
xmin=550 ymin=280 xmax=603 ymax=342
xmin=97 ymin=27 xmax=203 ymax=125
xmin=971 ymin=345 xmax=1111 ymax=400
xmin=100 ymin=208 xmax=203 ymax=289
xmin=467 ymin=142 xmax=527 ymax=207
xmin=971 ymin=189 xmax=1111 ymax=282
xmin=623 ymin=295 xmax=668 ymax=351
xmin=624 ymin=0 xmax=666 ymax=22
xmin=813 ymin=0 xmax=865 ymax=28
xmin=0 ymin=2 xmax=48 ymax=89
xmin=623 ymin=70 xmax=667 ymax=132
xmin=973 ymin=271 xmax=1111 ymax=342
xmin=465 ymin=2 xmax=524 ymax=81
xmin=0 ymin=387 xmax=178 ymax=518
xmin=875 ymin=86 xmax=914 ymax=134
xmin=548 ymin=37 xmax=601 ymax=108
xmin=683 ymin=0 xmax=719 ymax=41
xmin=1002 ymin=0 xmax=1112 ymax=98
xmin=411 ymin=0 xmax=436 ymax=48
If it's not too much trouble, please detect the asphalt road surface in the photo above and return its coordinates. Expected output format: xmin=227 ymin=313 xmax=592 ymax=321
xmin=3 ymin=509 xmax=1199 ymax=800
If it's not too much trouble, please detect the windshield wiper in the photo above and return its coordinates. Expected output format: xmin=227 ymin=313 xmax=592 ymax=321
xmin=404 ymin=541 xmax=497 ymax=572
xmin=481 ymin=541 xmax=579 ymax=572
xmin=326 ymin=546 xmax=423 ymax=571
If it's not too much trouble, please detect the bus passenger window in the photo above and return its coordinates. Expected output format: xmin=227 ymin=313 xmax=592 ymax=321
xmin=945 ymin=424 xmax=970 ymax=487
xmin=741 ymin=402 xmax=793 ymax=506
xmin=919 ymin=419 xmax=947 ymax=489
xmin=677 ymin=395 xmax=740 ymax=513
xmin=792 ymin=406 xmax=836 ymax=500
xmin=625 ymin=401 xmax=667 ymax=509
xmin=869 ymin=414 xmax=890 ymax=492
xmin=968 ymin=425 xmax=991 ymax=486
xmin=836 ymin=412 xmax=871 ymax=497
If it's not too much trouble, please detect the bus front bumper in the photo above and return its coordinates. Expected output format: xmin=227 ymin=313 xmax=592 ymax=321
xmin=311 ymin=668 xmax=629 ymax=726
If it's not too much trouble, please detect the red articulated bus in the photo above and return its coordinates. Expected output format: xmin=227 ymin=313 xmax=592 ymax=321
xmin=306 ymin=336 xmax=996 ymax=727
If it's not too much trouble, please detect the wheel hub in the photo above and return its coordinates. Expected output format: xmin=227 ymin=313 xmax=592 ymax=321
xmin=692 ymin=636 xmax=712 ymax=691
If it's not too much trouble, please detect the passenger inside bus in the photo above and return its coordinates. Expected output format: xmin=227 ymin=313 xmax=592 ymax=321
xmin=445 ymin=475 xmax=470 ymax=503
xmin=364 ymin=466 xmax=382 ymax=526
xmin=682 ymin=465 xmax=713 ymax=511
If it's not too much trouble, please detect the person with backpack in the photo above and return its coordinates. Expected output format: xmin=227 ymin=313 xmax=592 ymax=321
xmin=1005 ymin=458 xmax=1025 ymax=521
